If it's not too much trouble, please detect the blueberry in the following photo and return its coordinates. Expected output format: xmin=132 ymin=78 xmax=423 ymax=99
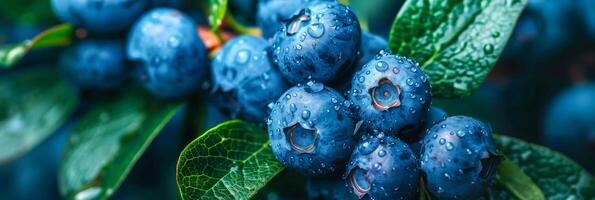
xmin=211 ymin=35 xmax=289 ymax=121
xmin=51 ymin=0 xmax=148 ymax=33
xmin=543 ymin=83 xmax=595 ymax=171
xmin=409 ymin=106 xmax=448 ymax=155
xmin=60 ymin=39 xmax=128 ymax=90
xmin=268 ymin=81 xmax=356 ymax=176
xmin=306 ymin=178 xmax=357 ymax=200
xmin=344 ymin=135 xmax=420 ymax=199
xmin=420 ymin=116 xmax=502 ymax=200
xmin=271 ymin=1 xmax=361 ymax=84
xmin=501 ymin=0 xmax=574 ymax=61
xmin=257 ymin=0 xmax=331 ymax=39
xmin=348 ymin=50 xmax=431 ymax=136
xmin=578 ymin=0 xmax=595 ymax=39
xmin=127 ymin=8 xmax=208 ymax=99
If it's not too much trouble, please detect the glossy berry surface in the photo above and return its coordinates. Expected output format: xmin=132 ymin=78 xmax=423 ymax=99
xmin=51 ymin=0 xmax=148 ymax=33
xmin=344 ymin=135 xmax=420 ymax=200
xmin=271 ymin=1 xmax=361 ymax=84
xmin=60 ymin=39 xmax=127 ymax=90
xmin=420 ymin=116 xmax=501 ymax=200
xmin=348 ymin=50 xmax=431 ymax=136
xmin=256 ymin=0 xmax=330 ymax=39
xmin=127 ymin=8 xmax=208 ymax=99
xmin=211 ymin=35 xmax=289 ymax=121
xmin=267 ymin=81 xmax=356 ymax=177
xmin=543 ymin=83 xmax=595 ymax=170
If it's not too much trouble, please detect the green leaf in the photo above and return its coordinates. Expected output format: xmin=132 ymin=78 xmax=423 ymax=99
xmin=0 ymin=0 xmax=58 ymax=24
xmin=388 ymin=0 xmax=527 ymax=97
xmin=59 ymin=89 xmax=183 ymax=200
xmin=176 ymin=120 xmax=284 ymax=200
xmin=0 ymin=67 xmax=78 ymax=164
xmin=1 ymin=24 xmax=74 ymax=68
xmin=208 ymin=0 xmax=229 ymax=32
xmin=490 ymin=135 xmax=595 ymax=199
xmin=496 ymin=158 xmax=545 ymax=200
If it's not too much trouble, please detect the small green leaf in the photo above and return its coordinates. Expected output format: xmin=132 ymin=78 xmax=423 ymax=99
xmin=388 ymin=0 xmax=527 ymax=97
xmin=1 ymin=24 xmax=74 ymax=68
xmin=489 ymin=135 xmax=595 ymax=199
xmin=496 ymin=158 xmax=545 ymax=200
xmin=0 ymin=67 xmax=78 ymax=164
xmin=208 ymin=0 xmax=229 ymax=32
xmin=0 ymin=0 xmax=58 ymax=24
xmin=177 ymin=120 xmax=284 ymax=200
xmin=59 ymin=89 xmax=182 ymax=200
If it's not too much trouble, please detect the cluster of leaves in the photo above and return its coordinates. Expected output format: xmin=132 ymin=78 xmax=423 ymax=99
xmin=0 ymin=0 xmax=594 ymax=200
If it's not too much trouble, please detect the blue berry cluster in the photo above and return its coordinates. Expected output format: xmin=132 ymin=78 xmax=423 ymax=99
xmin=253 ymin=1 xmax=503 ymax=199
xmin=52 ymin=1 xmax=209 ymax=99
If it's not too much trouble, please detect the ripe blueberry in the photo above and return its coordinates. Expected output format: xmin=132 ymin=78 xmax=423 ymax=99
xmin=211 ymin=35 xmax=289 ymax=122
xmin=51 ymin=0 xmax=148 ymax=33
xmin=127 ymin=8 xmax=208 ymax=99
xmin=420 ymin=116 xmax=502 ymax=200
xmin=348 ymin=50 xmax=431 ymax=136
xmin=344 ymin=135 xmax=420 ymax=199
xmin=60 ymin=39 xmax=127 ymax=90
xmin=543 ymin=83 xmax=595 ymax=171
xmin=271 ymin=1 xmax=361 ymax=84
xmin=257 ymin=0 xmax=331 ymax=39
xmin=268 ymin=81 xmax=356 ymax=177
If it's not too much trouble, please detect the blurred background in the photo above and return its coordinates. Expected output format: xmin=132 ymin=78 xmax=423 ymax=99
xmin=1 ymin=0 xmax=594 ymax=199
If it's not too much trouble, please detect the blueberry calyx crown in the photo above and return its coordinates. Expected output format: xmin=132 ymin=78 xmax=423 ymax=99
xmin=348 ymin=168 xmax=371 ymax=198
xmin=284 ymin=8 xmax=312 ymax=36
xmin=479 ymin=151 xmax=503 ymax=179
xmin=284 ymin=123 xmax=318 ymax=153
xmin=369 ymin=78 xmax=402 ymax=111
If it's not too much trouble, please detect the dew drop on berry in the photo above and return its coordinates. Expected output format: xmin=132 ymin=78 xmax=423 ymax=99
xmin=235 ymin=49 xmax=250 ymax=64
xmin=375 ymin=61 xmax=389 ymax=72
xmin=307 ymin=23 xmax=325 ymax=38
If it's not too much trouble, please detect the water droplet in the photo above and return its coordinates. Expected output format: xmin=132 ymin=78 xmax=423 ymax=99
xmin=301 ymin=110 xmax=311 ymax=119
xmin=392 ymin=67 xmax=400 ymax=74
xmin=456 ymin=130 xmax=465 ymax=137
xmin=439 ymin=138 xmax=446 ymax=145
xmin=358 ymin=76 xmax=365 ymax=83
xmin=236 ymin=49 xmax=250 ymax=64
xmin=290 ymin=103 xmax=297 ymax=112
xmin=378 ymin=150 xmax=386 ymax=157
xmin=375 ymin=61 xmax=389 ymax=72
xmin=305 ymin=81 xmax=324 ymax=92
xmin=406 ymin=78 xmax=414 ymax=86
xmin=373 ymin=163 xmax=382 ymax=170
xmin=307 ymin=23 xmax=325 ymax=38
xmin=483 ymin=44 xmax=494 ymax=54
xmin=446 ymin=142 xmax=454 ymax=151
xmin=295 ymin=44 xmax=302 ymax=50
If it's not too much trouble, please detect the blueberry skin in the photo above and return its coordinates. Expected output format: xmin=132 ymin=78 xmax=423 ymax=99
xmin=211 ymin=35 xmax=289 ymax=122
xmin=51 ymin=0 xmax=148 ymax=33
xmin=409 ymin=106 xmax=448 ymax=155
xmin=267 ymin=82 xmax=356 ymax=177
xmin=348 ymin=50 xmax=431 ymax=136
xmin=543 ymin=83 xmax=595 ymax=171
xmin=257 ymin=0 xmax=331 ymax=39
xmin=127 ymin=8 xmax=208 ymax=99
xmin=306 ymin=178 xmax=357 ymax=200
xmin=60 ymin=39 xmax=127 ymax=90
xmin=420 ymin=116 xmax=501 ymax=200
xmin=344 ymin=135 xmax=420 ymax=200
xmin=271 ymin=1 xmax=361 ymax=84
xmin=355 ymin=32 xmax=387 ymax=72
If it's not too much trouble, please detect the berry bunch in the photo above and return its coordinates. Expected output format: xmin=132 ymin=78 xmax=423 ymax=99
xmin=254 ymin=1 xmax=502 ymax=199
xmin=52 ymin=1 xmax=209 ymax=99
